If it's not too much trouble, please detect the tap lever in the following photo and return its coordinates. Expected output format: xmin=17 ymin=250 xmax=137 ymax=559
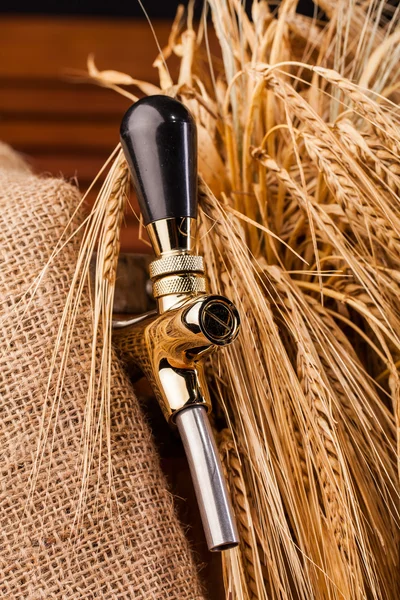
xmin=120 ymin=95 xmax=197 ymax=227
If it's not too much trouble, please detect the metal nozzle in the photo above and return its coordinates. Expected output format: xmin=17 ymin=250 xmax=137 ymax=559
xmin=175 ymin=406 xmax=239 ymax=552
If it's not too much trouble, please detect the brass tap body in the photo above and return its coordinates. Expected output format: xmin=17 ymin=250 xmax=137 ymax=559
xmin=113 ymin=218 xmax=240 ymax=423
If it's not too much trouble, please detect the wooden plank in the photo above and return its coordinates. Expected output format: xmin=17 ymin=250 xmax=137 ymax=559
xmin=27 ymin=153 xmax=109 ymax=182
xmin=0 ymin=84 xmax=130 ymax=116
xmin=0 ymin=16 xmax=218 ymax=254
xmin=0 ymin=119 xmax=119 ymax=152
xmin=0 ymin=17 xmax=176 ymax=81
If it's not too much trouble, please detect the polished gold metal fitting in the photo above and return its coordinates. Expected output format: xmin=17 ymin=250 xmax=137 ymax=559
xmin=152 ymin=274 xmax=207 ymax=298
xmin=146 ymin=217 xmax=197 ymax=257
xmin=113 ymin=294 xmax=240 ymax=421
xmin=149 ymin=255 xmax=204 ymax=280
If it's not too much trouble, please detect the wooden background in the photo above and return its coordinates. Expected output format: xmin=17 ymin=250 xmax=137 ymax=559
xmin=0 ymin=16 xmax=224 ymax=599
xmin=0 ymin=16 xmax=183 ymax=253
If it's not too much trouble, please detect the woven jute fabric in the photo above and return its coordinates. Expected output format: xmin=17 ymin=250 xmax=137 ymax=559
xmin=0 ymin=145 xmax=206 ymax=600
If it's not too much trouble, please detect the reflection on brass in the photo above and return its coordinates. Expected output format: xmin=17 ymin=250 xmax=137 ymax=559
xmin=113 ymin=295 xmax=240 ymax=421
xmin=146 ymin=217 xmax=197 ymax=257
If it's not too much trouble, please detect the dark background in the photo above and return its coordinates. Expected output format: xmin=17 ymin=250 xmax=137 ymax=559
xmin=0 ymin=0 xmax=316 ymax=17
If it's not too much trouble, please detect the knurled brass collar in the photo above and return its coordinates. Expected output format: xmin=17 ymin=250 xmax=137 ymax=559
xmin=149 ymin=254 xmax=204 ymax=280
xmin=152 ymin=274 xmax=207 ymax=298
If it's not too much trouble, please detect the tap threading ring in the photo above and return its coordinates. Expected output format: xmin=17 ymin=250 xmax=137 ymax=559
xmin=152 ymin=274 xmax=207 ymax=298
xmin=149 ymin=255 xmax=204 ymax=279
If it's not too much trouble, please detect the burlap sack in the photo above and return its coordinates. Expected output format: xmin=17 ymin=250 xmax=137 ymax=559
xmin=0 ymin=144 xmax=205 ymax=599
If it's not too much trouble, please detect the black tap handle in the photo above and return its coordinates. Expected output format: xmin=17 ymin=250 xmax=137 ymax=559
xmin=120 ymin=95 xmax=198 ymax=226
